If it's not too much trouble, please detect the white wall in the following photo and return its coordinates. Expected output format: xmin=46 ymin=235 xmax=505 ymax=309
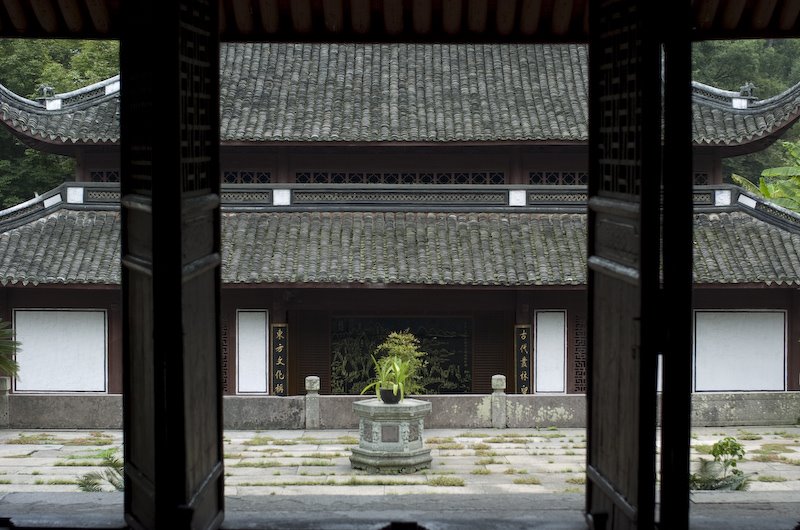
xmin=535 ymin=311 xmax=566 ymax=393
xmin=694 ymin=311 xmax=785 ymax=391
xmin=237 ymin=310 xmax=268 ymax=394
xmin=14 ymin=309 xmax=107 ymax=393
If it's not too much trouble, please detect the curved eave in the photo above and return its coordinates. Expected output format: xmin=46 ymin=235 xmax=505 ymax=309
xmin=692 ymin=80 xmax=800 ymax=154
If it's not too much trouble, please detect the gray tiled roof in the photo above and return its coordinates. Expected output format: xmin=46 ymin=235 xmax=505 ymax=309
xmin=0 ymin=83 xmax=118 ymax=145
xmin=692 ymin=81 xmax=800 ymax=146
xmin=0 ymin=210 xmax=121 ymax=285
xmin=1 ymin=209 xmax=798 ymax=287
xmin=3 ymin=43 xmax=799 ymax=146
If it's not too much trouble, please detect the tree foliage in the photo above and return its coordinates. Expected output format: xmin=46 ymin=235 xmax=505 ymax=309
xmin=0 ymin=318 xmax=19 ymax=377
xmin=0 ymin=39 xmax=119 ymax=209
xmin=692 ymin=40 xmax=800 ymax=184
xmin=732 ymin=139 xmax=800 ymax=213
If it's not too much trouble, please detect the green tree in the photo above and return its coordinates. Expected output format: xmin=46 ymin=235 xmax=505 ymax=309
xmin=732 ymin=139 xmax=800 ymax=213
xmin=0 ymin=318 xmax=19 ymax=377
xmin=0 ymin=39 xmax=119 ymax=209
xmin=692 ymin=39 xmax=800 ymax=184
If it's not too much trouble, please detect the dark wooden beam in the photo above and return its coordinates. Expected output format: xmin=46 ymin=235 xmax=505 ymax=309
xmin=551 ymin=0 xmax=573 ymax=36
xmin=752 ymin=0 xmax=778 ymax=30
xmin=412 ymin=0 xmax=432 ymax=34
xmin=290 ymin=0 xmax=312 ymax=33
xmin=322 ymin=0 xmax=344 ymax=32
xmin=383 ymin=0 xmax=403 ymax=35
xmin=495 ymin=0 xmax=516 ymax=35
xmin=468 ymin=0 xmax=487 ymax=33
xmin=779 ymin=0 xmax=800 ymax=30
xmin=519 ymin=0 xmax=541 ymax=36
xmin=442 ymin=0 xmax=462 ymax=34
xmin=720 ymin=0 xmax=746 ymax=29
xmin=258 ymin=0 xmax=279 ymax=33
xmin=232 ymin=0 xmax=254 ymax=34
xmin=30 ymin=0 xmax=58 ymax=33
xmin=3 ymin=0 xmax=28 ymax=32
xmin=694 ymin=0 xmax=720 ymax=30
xmin=84 ymin=0 xmax=109 ymax=33
xmin=56 ymin=0 xmax=83 ymax=32
xmin=350 ymin=0 xmax=370 ymax=34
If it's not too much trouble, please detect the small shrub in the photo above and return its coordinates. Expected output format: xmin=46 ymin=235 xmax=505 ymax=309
xmin=77 ymin=450 xmax=123 ymax=492
xmin=690 ymin=437 xmax=749 ymax=491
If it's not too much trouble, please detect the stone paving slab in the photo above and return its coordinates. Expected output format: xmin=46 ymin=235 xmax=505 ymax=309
xmin=0 ymin=425 xmax=798 ymax=529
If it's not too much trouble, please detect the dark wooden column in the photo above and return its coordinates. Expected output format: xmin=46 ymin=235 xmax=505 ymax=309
xmin=120 ymin=1 xmax=223 ymax=528
xmin=659 ymin=2 xmax=692 ymax=528
xmin=586 ymin=1 xmax=661 ymax=528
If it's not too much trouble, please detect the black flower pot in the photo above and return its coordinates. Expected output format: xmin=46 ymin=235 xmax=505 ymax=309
xmin=379 ymin=387 xmax=401 ymax=404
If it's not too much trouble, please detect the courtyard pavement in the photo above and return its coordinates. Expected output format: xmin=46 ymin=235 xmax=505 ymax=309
xmin=0 ymin=425 xmax=797 ymax=529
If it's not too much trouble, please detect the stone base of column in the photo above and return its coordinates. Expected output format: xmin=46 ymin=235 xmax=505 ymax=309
xmin=349 ymin=398 xmax=432 ymax=474
xmin=350 ymin=447 xmax=432 ymax=474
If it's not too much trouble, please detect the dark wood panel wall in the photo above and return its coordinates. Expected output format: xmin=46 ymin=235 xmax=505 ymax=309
xmin=1 ymin=287 xmax=123 ymax=393
xmin=78 ymin=143 xmax=721 ymax=185
xmin=694 ymin=287 xmax=800 ymax=391
xmin=2 ymin=286 xmax=796 ymax=397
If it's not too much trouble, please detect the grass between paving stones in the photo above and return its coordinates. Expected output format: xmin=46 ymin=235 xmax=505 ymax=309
xmin=754 ymin=455 xmax=800 ymax=465
xmin=503 ymin=468 xmax=528 ymax=475
xmin=476 ymin=458 xmax=500 ymax=465
xmin=6 ymin=432 xmax=113 ymax=446
xmin=566 ymin=476 xmax=586 ymax=485
xmin=461 ymin=432 xmax=491 ymax=438
xmin=426 ymin=437 xmax=455 ymax=444
xmin=512 ymin=476 xmax=541 ymax=485
xmin=484 ymin=437 xmax=527 ymax=444
xmin=471 ymin=443 xmax=490 ymax=450
xmin=563 ymin=487 xmax=583 ymax=493
xmin=427 ymin=476 xmax=465 ymax=487
xmin=752 ymin=444 xmax=796 ymax=454
xmin=757 ymin=475 xmax=787 ymax=482
xmin=474 ymin=450 xmax=498 ymax=457
xmin=434 ymin=443 xmax=465 ymax=450
xmin=470 ymin=468 xmax=491 ymax=475
xmin=737 ymin=431 xmax=763 ymax=440
xmin=0 ymin=480 xmax=10 ymax=484
xmin=232 ymin=460 xmax=283 ymax=468
xmin=299 ymin=436 xmax=359 ymax=445
xmin=299 ymin=460 xmax=335 ymax=466
xmin=693 ymin=445 xmax=713 ymax=454
xmin=34 ymin=479 xmax=78 ymax=485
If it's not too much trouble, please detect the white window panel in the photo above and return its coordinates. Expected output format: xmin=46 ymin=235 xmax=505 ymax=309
xmin=694 ymin=311 xmax=785 ymax=391
xmin=535 ymin=311 xmax=566 ymax=393
xmin=14 ymin=309 xmax=107 ymax=393
xmin=237 ymin=310 xmax=269 ymax=394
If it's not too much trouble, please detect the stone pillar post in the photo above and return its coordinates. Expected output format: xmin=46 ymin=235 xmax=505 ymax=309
xmin=305 ymin=376 xmax=320 ymax=430
xmin=491 ymin=374 xmax=506 ymax=429
xmin=0 ymin=377 xmax=9 ymax=428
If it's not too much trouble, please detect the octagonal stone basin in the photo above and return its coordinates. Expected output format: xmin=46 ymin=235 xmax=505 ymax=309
xmin=349 ymin=398 xmax=432 ymax=474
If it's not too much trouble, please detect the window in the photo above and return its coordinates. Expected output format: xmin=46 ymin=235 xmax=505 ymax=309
xmin=13 ymin=309 xmax=107 ymax=393
xmin=236 ymin=310 xmax=269 ymax=394
xmin=694 ymin=311 xmax=786 ymax=391
xmin=534 ymin=311 xmax=566 ymax=393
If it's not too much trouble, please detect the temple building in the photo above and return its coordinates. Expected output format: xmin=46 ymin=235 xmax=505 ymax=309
xmin=0 ymin=43 xmax=798 ymax=409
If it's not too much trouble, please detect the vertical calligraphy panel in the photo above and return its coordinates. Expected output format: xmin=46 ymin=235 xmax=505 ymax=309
xmin=271 ymin=324 xmax=288 ymax=396
xmin=514 ymin=325 xmax=532 ymax=394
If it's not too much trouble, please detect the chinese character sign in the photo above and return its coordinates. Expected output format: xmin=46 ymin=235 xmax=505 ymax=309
xmin=515 ymin=325 xmax=532 ymax=394
xmin=271 ymin=324 xmax=288 ymax=396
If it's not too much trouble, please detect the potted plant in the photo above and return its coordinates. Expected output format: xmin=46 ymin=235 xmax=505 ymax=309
xmin=360 ymin=354 xmax=411 ymax=404
xmin=360 ymin=331 xmax=427 ymax=403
